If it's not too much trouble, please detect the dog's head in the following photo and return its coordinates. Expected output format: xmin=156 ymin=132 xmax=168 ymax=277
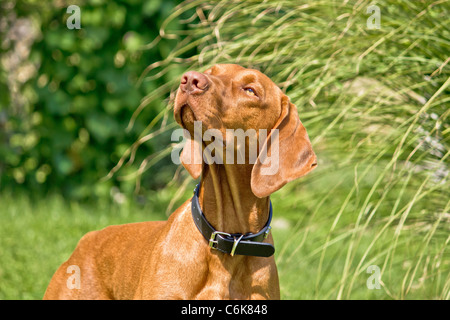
xmin=174 ymin=64 xmax=317 ymax=197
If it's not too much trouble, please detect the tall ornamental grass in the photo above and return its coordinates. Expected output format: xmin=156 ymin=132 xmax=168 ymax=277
xmin=116 ymin=0 xmax=449 ymax=299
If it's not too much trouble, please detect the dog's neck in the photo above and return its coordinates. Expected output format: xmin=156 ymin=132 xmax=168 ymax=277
xmin=198 ymin=162 xmax=270 ymax=235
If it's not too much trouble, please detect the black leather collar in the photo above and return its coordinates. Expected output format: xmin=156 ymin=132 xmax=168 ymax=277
xmin=191 ymin=184 xmax=275 ymax=257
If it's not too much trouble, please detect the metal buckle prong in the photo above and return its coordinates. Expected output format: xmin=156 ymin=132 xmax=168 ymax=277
xmin=209 ymin=231 xmax=231 ymax=249
xmin=230 ymin=234 xmax=244 ymax=257
xmin=264 ymin=226 xmax=272 ymax=239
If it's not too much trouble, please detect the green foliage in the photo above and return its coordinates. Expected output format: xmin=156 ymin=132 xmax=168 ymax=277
xmin=0 ymin=0 xmax=184 ymax=199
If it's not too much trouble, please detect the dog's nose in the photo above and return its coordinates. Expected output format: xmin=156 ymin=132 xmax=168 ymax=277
xmin=180 ymin=71 xmax=209 ymax=95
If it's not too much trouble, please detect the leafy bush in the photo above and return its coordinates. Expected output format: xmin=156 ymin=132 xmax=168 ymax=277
xmin=0 ymin=0 xmax=185 ymax=199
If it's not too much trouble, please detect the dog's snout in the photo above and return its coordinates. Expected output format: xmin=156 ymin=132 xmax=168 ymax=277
xmin=180 ymin=71 xmax=209 ymax=95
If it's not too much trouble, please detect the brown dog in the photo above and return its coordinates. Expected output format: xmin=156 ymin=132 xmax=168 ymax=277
xmin=43 ymin=64 xmax=317 ymax=300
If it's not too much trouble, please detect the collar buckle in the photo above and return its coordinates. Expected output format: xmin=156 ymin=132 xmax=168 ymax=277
xmin=209 ymin=231 xmax=231 ymax=249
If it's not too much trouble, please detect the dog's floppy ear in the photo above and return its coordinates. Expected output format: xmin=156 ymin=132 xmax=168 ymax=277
xmin=251 ymin=95 xmax=317 ymax=198
xmin=180 ymin=130 xmax=203 ymax=179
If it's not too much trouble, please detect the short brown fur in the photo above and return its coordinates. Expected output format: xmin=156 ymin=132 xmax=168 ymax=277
xmin=44 ymin=64 xmax=316 ymax=300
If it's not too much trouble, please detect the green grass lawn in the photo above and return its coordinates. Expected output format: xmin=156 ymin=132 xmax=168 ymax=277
xmin=1 ymin=182 xmax=448 ymax=300
xmin=0 ymin=190 xmax=168 ymax=300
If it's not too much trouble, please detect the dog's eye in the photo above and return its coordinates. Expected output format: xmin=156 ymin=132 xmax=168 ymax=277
xmin=244 ymin=88 xmax=257 ymax=96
